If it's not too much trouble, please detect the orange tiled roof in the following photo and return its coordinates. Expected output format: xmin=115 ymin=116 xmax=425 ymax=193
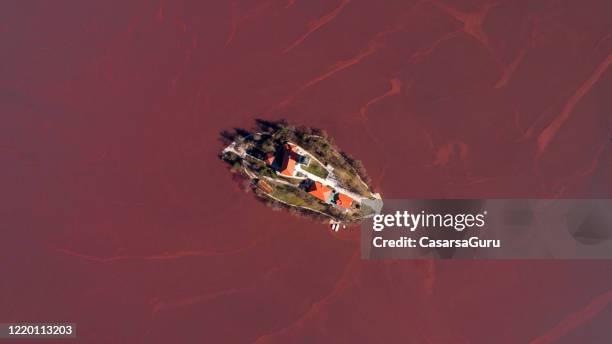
xmin=279 ymin=143 xmax=298 ymax=176
xmin=280 ymin=158 xmax=296 ymax=176
xmin=335 ymin=193 xmax=353 ymax=209
xmin=308 ymin=181 xmax=333 ymax=202
xmin=265 ymin=152 xmax=275 ymax=166
xmin=257 ymin=180 xmax=273 ymax=193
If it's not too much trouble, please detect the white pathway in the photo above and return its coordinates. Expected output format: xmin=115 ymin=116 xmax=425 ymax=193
xmin=294 ymin=164 xmax=365 ymax=202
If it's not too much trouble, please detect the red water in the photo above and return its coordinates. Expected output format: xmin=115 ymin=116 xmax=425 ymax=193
xmin=2 ymin=1 xmax=612 ymax=343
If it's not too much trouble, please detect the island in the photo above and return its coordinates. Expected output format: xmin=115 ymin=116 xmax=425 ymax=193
xmin=219 ymin=120 xmax=383 ymax=227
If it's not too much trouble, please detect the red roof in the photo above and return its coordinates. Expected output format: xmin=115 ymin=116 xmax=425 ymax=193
xmin=278 ymin=143 xmax=298 ymax=176
xmin=280 ymin=157 xmax=296 ymax=176
xmin=265 ymin=152 xmax=275 ymax=166
xmin=335 ymin=193 xmax=353 ymax=209
xmin=308 ymin=181 xmax=333 ymax=202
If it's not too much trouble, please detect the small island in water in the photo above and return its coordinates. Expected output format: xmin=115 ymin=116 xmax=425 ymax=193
xmin=220 ymin=119 xmax=383 ymax=226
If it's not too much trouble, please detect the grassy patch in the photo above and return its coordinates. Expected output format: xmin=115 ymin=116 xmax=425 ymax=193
xmin=298 ymin=135 xmax=372 ymax=197
xmin=302 ymin=160 xmax=328 ymax=179
xmin=332 ymin=168 xmax=371 ymax=197
xmin=271 ymin=184 xmax=328 ymax=212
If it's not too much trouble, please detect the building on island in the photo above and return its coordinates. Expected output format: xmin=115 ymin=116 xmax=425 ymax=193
xmin=265 ymin=152 xmax=275 ymax=166
xmin=255 ymin=179 xmax=273 ymax=193
xmin=265 ymin=143 xmax=309 ymax=177
xmin=334 ymin=193 xmax=353 ymax=210
xmin=278 ymin=144 xmax=298 ymax=176
xmin=265 ymin=142 xmax=355 ymax=211
xmin=265 ymin=143 xmax=301 ymax=177
xmin=305 ymin=180 xmax=334 ymax=203
xmin=303 ymin=179 xmax=354 ymax=211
